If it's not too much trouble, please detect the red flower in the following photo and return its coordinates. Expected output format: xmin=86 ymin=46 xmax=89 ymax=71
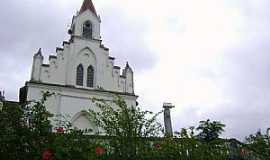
xmin=240 ymin=148 xmax=247 ymax=156
xmin=56 ymin=127 xmax=64 ymax=133
xmin=95 ymin=146 xmax=105 ymax=156
xmin=42 ymin=149 xmax=52 ymax=160
xmin=155 ymin=143 xmax=161 ymax=149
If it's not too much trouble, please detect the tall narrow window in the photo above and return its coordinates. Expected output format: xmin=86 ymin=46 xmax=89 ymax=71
xmin=76 ymin=64 xmax=84 ymax=86
xmin=87 ymin=65 xmax=94 ymax=88
xmin=83 ymin=21 xmax=92 ymax=39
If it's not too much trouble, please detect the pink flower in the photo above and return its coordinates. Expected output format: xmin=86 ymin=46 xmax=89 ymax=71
xmin=95 ymin=146 xmax=105 ymax=156
xmin=56 ymin=127 xmax=64 ymax=133
xmin=155 ymin=143 xmax=161 ymax=149
xmin=42 ymin=149 xmax=52 ymax=160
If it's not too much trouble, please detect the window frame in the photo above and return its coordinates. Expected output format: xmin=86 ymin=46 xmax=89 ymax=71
xmin=76 ymin=64 xmax=84 ymax=86
xmin=82 ymin=21 xmax=93 ymax=39
xmin=87 ymin=65 xmax=94 ymax=88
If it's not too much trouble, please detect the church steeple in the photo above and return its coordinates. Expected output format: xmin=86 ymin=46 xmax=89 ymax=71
xmin=70 ymin=0 xmax=101 ymax=40
xmin=79 ymin=0 xmax=97 ymax=17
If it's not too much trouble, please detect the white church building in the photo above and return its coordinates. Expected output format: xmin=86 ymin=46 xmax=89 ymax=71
xmin=20 ymin=0 xmax=138 ymax=130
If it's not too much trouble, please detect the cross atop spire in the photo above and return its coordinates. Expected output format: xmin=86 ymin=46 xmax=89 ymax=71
xmin=79 ymin=0 xmax=97 ymax=17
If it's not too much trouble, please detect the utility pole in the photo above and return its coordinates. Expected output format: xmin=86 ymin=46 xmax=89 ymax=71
xmin=163 ymin=103 xmax=174 ymax=137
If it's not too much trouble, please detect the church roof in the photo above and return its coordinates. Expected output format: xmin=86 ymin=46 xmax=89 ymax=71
xmin=79 ymin=0 xmax=97 ymax=17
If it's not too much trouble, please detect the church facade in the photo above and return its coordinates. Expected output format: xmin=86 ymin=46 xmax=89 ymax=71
xmin=20 ymin=0 xmax=138 ymax=130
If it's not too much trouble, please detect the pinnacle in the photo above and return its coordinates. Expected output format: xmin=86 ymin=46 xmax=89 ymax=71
xmin=126 ymin=62 xmax=130 ymax=68
xmin=34 ymin=48 xmax=42 ymax=57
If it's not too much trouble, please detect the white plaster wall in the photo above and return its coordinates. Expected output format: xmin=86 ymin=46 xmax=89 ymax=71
xmin=72 ymin=115 xmax=93 ymax=131
xmin=31 ymin=56 xmax=43 ymax=81
xmin=66 ymin=39 xmax=107 ymax=88
xmin=75 ymin=47 xmax=97 ymax=87
xmin=36 ymin=39 xmax=134 ymax=93
xmin=26 ymin=83 xmax=137 ymax=131
xmin=125 ymin=69 xmax=134 ymax=93
xmin=40 ymin=66 xmax=51 ymax=83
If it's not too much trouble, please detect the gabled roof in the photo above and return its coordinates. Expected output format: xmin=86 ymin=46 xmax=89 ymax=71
xmin=79 ymin=0 xmax=97 ymax=17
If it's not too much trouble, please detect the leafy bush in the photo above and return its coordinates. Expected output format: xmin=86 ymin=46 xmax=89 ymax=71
xmin=0 ymin=93 xmax=266 ymax=160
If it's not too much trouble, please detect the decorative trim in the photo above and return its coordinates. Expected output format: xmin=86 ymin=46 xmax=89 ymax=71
xmin=62 ymin=41 xmax=70 ymax=46
xmin=49 ymin=55 xmax=57 ymax=60
xmin=56 ymin=47 xmax=64 ymax=52
xmin=25 ymin=81 xmax=138 ymax=97
xmin=71 ymin=111 xmax=90 ymax=124
xmin=113 ymin=66 xmax=121 ymax=70
xmin=42 ymin=64 xmax=50 ymax=67
xmin=72 ymin=35 xmax=102 ymax=42
xmin=109 ymin=56 xmax=115 ymax=60
xmin=100 ymin=44 xmax=109 ymax=51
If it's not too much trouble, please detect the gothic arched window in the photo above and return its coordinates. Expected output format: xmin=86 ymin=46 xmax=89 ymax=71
xmin=76 ymin=64 xmax=84 ymax=86
xmin=82 ymin=21 xmax=92 ymax=39
xmin=87 ymin=65 xmax=94 ymax=88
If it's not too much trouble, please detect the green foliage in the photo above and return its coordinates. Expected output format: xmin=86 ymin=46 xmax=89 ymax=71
xmin=0 ymin=92 xmax=54 ymax=159
xmin=0 ymin=101 xmax=28 ymax=159
xmin=246 ymin=129 xmax=270 ymax=159
xmin=175 ymin=127 xmax=196 ymax=139
xmin=88 ymin=96 xmax=163 ymax=137
xmin=0 ymin=92 xmax=105 ymax=160
xmin=0 ymin=92 xmax=266 ymax=160
xmin=51 ymin=130 xmax=101 ymax=160
xmin=87 ymin=96 xmax=163 ymax=159
xmin=150 ymin=138 xmax=230 ymax=160
xmin=196 ymin=119 xmax=225 ymax=142
xmin=28 ymin=91 xmax=54 ymax=136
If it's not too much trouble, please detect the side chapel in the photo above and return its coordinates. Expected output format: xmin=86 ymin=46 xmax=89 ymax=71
xmin=20 ymin=0 xmax=138 ymax=131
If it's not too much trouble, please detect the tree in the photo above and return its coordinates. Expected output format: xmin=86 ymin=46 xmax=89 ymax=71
xmin=26 ymin=92 xmax=55 ymax=159
xmin=196 ymin=119 xmax=225 ymax=142
xmin=87 ymin=95 xmax=163 ymax=159
xmin=245 ymin=129 xmax=270 ymax=159
xmin=0 ymin=101 xmax=28 ymax=160
xmin=0 ymin=92 xmax=54 ymax=160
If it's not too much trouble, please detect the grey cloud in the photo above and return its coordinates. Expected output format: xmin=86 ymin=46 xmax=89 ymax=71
xmin=218 ymin=34 xmax=270 ymax=139
xmin=169 ymin=1 xmax=270 ymax=140
xmin=175 ymin=34 xmax=270 ymax=140
xmin=219 ymin=1 xmax=270 ymax=138
xmin=101 ymin=8 xmax=157 ymax=71
xmin=0 ymin=1 xmax=71 ymax=101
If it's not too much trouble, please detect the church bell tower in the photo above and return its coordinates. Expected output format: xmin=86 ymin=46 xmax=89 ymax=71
xmin=69 ymin=0 xmax=101 ymax=41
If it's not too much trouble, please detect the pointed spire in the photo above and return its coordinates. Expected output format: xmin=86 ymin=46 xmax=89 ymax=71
xmin=37 ymin=48 xmax=42 ymax=54
xmin=126 ymin=62 xmax=130 ymax=68
xmin=124 ymin=62 xmax=133 ymax=73
xmin=79 ymin=0 xmax=97 ymax=16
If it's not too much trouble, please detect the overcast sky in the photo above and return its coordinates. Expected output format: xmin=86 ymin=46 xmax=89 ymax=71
xmin=1 ymin=0 xmax=270 ymax=140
